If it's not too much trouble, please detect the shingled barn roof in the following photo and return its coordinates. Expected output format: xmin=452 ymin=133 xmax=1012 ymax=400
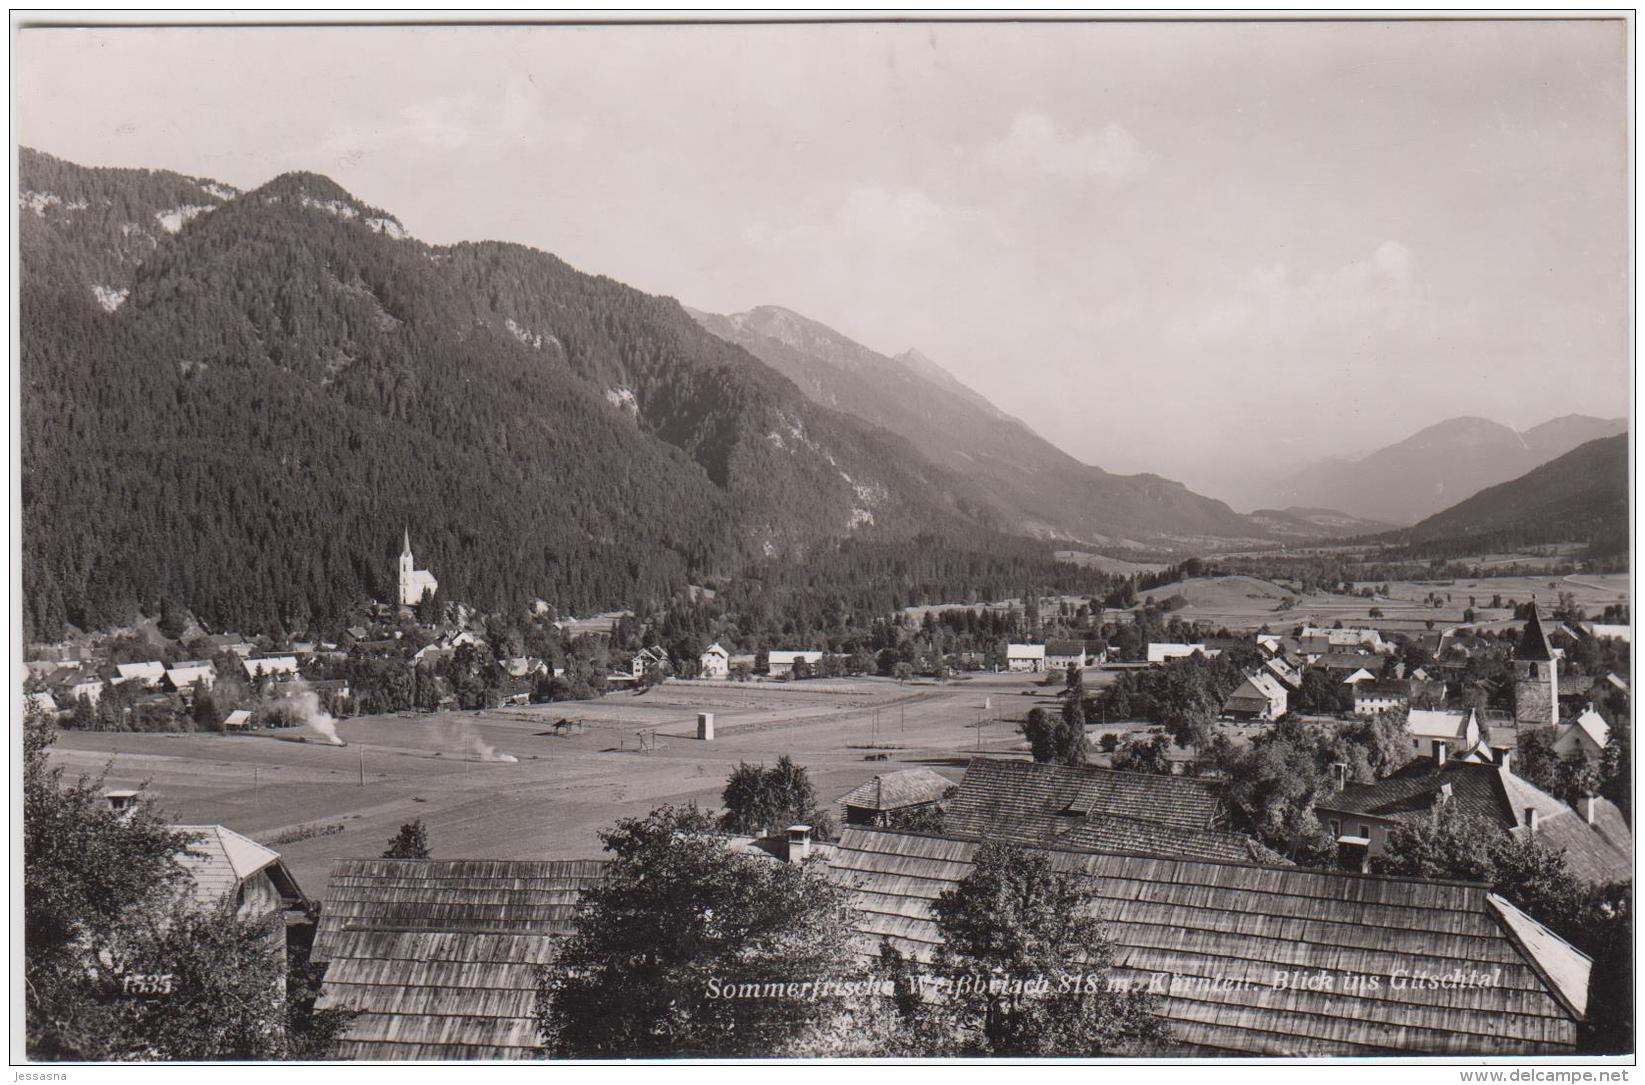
xmin=945 ymin=757 xmax=1226 ymax=839
xmin=312 ymin=858 xmax=606 ymax=1060
xmin=828 ymin=828 xmax=1589 ymax=1056
xmin=838 ymin=767 xmax=954 ymax=813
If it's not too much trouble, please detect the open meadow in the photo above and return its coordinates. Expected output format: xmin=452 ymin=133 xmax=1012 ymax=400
xmin=1130 ymin=572 xmax=1629 ymax=633
xmin=47 ymin=671 xmax=1089 ymax=892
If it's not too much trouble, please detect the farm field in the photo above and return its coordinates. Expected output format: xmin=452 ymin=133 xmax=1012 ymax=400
xmin=47 ymin=671 xmax=1088 ymax=892
xmin=1129 ymin=573 xmax=1629 ymax=634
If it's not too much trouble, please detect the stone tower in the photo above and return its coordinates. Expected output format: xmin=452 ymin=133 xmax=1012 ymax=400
xmin=1513 ymin=604 xmax=1558 ymax=729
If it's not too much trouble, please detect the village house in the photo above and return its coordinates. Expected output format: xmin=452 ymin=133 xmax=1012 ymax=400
xmin=827 ymin=828 xmax=1591 ymax=1055
xmin=698 ymin=642 xmax=731 ymax=679
xmin=1262 ymin=655 xmax=1302 ymax=691
xmin=241 ymin=654 xmax=300 ymax=682
xmin=1338 ymin=666 xmax=1378 ymax=687
xmin=24 ymin=690 xmax=58 ymax=717
xmin=767 ymin=650 xmax=823 ymax=678
xmin=630 ymin=645 xmax=671 ymax=680
xmin=501 ymin=656 xmax=548 ymax=680
xmin=164 ymin=659 xmax=217 ymax=694
xmin=1315 ymin=749 xmax=1631 ymax=886
xmin=113 ymin=660 xmax=167 ymax=689
xmin=836 ymin=768 xmax=955 ymax=827
xmin=50 ymin=670 xmax=105 ymax=707
xmin=1145 ymin=642 xmax=1216 ymax=665
xmin=1352 ymin=679 xmax=1410 ymax=717
xmin=203 ymin=632 xmax=255 ymax=658
xmin=1300 ymin=625 xmax=1389 ymax=653
xmin=171 ymin=824 xmax=310 ymax=933
xmin=1042 ymin=639 xmax=1089 ymax=673
xmin=222 ymin=709 xmax=252 ymax=731
xmin=1551 ymin=706 xmax=1611 ymax=764
xmin=1223 ymin=669 xmax=1288 ymax=721
xmin=1406 ymin=707 xmax=1483 ymax=757
xmin=1581 ymin=622 xmax=1630 ymax=643
xmin=1005 ymin=643 xmax=1046 ymax=672
xmin=1309 ymin=652 xmax=1382 ymax=677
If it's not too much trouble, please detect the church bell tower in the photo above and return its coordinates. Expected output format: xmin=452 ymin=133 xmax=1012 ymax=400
xmin=1512 ymin=603 xmax=1559 ymax=729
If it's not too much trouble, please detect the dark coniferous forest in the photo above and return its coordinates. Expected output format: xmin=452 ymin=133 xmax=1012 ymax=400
xmin=19 ymin=148 xmax=1100 ymax=639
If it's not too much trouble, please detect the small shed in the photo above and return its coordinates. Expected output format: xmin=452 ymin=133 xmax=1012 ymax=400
xmin=837 ymin=768 xmax=955 ymax=827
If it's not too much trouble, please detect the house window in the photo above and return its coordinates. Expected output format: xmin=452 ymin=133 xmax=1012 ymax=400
xmin=1358 ymin=824 xmax=1371 ymax=839
xmin=1329 ymin=819 xmax=1340 ymax=835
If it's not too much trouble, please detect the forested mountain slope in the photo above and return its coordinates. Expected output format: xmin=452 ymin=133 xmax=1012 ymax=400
xmin=1397 ymin=434 xmax=1628 ymax=554
xmin=20 ymin=151 xmax=1023 ymax=639
xmin=689 ymin=304 xmax=1265 ymax=547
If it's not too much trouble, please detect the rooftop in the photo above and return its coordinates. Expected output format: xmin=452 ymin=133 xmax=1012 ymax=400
xmin=828 ymin=828 xmax=1589 ymax=1055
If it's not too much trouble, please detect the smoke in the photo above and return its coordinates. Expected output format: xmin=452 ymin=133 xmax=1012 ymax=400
xmin=272 ymin=678 xmax=344 ymax=746
xmin=468 ymin=732 xmax=518 ymax=763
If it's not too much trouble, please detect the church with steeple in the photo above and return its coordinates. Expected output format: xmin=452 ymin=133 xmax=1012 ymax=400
xmin=1513 ymin=603 xmax=1559 ymax=729
xmin=398 ymin=529 xmax=439 ymax=607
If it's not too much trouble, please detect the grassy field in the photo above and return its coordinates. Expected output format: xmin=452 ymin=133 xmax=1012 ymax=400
xmin=1129 ymin=573 xmax=1629 ymax=633
xmin=48 ymin=672 xmax=1087 ymax=893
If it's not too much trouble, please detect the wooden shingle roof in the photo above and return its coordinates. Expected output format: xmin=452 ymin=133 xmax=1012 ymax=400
xmin=945 ymin=757 xmax=1226 ymax=843
xmin=172 ymin=824 xmax=291 ymax=909
xmin=313 ymin=858 xmax=606 ymax=1060
xmin=828 ymin=828 xmax=1589 ymax=1056
xmin=838 ymin=768 xmax=954 ymax=813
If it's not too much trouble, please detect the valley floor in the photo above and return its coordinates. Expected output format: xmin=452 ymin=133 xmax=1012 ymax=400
xmin=49 ymin=671 xmax=1080 ymax=892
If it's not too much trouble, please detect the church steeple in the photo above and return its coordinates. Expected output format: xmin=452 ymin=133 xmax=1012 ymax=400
xmin=1516 ymin=603 xmax=1554 ymax=662
xmin=401 ymin=527 xmax=413 ymax=559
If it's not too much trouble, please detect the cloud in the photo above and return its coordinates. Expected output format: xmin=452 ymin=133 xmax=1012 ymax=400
xmin=1167 ymin=241 xmax=1424 ymax=349
xmin=982 ymin=112 xmax=1154 ymax=182
xmin=742 ymin=185 xmax=1006 ymax=255
xmin=319 ymin=75 xmax=583 ymax=162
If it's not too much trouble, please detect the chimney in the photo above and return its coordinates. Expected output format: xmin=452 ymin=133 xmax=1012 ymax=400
xmin=1432 ymin=740 xmax=1447 ymax=767
xmin=786 ymin=824 xmax=812 ymax=864
xmin=1495 ymin=748 xmax=1512 ymax=773
xmin=1438 ymin=782 xmax=1453 ymax=805
xmin=1330 ymin=762 xmax=1347 ymax=793
xmin=1525 ymin=807 xmax=1538 ymax=834
xmin=697 ymin=712 xmax=714 ymax=741
xmin=1580 ymin=795 xmax=1597 ymax=825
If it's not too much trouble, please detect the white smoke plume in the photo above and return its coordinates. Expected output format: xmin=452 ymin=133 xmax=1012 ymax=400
xmin=469 ymin=733 xmax=518 ymax=763
xmin=273 ymin=678 xmax=344 ymax=746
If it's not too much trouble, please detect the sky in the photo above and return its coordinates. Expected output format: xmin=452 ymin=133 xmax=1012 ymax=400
xmin=14 ymin=18 xmax=1631 ymax=510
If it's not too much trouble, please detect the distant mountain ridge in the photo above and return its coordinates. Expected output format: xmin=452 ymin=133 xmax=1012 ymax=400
xmin=689 ymin=304 xmax=1273 ymax=548
xmin=1398 ymin=433 xmax=1628 ymax=554
xmin=1270 ymin=414 xmax=1627 ymax=525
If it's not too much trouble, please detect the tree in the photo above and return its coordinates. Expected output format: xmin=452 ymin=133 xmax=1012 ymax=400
xmin=24 ymin=709 xmax=348 ymax=1059
xmin=1599 ymin=713 xmax=1631 ymax=819
xmin=534 ymin=805 xmax=865 ymax=1057
xmin=719 ymin=757 xmax=832 ymax=839
xmin=383 ymin=819 xmax=431 ymax=860
xmin=1020 ymin=704 xmax=1087 ymax=767
xmin=896 ymin=841 xmax=1165 ymax=1056
xmin=1111 ymin=734 xmax=1173 ymax=776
